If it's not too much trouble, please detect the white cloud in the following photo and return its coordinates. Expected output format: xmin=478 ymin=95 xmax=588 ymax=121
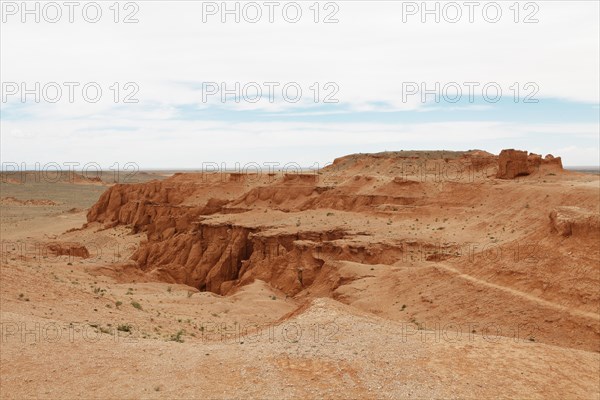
xmin=1 ymin=1 xmax=598 ymax=167
xmin=2 ymin=116 xmax=598 ymax=167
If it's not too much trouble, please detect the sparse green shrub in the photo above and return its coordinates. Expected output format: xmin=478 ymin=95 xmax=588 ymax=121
xmin=169 ymin=330 xmax=184 ymax=343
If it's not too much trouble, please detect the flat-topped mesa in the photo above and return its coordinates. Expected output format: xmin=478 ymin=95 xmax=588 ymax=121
xmin=323 ymin=150 xmax=498 ymax=181
xmin=328 ymin=150 xmax=477 ymax=170
xmin=496 ymin=149 xmax=563 ymax=179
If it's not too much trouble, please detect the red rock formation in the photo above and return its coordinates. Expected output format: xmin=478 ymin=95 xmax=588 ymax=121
xmin=549 ymin=206 xmax=600 ymax=237
xmin=45 ymin=242 xmax=90 ymax=258
xmin=543 ymin=154 xmax=563 ymax=170
xmin=497 ymin=149 xmax=530 ymax=179
xmin=85 ymin=172 xmax=415 ymax=294
xmin=84 ymin=149 xmax=571 ymax=296
xmin=497 ymin=149 xmax=563 ymax=179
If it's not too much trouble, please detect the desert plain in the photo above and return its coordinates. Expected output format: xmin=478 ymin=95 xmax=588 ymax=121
xmin=0 ymin=149 xmax=599 ymax=399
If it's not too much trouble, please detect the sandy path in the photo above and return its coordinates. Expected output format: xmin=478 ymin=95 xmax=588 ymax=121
xmin=434 ymin=262 xmax=600 ymax=321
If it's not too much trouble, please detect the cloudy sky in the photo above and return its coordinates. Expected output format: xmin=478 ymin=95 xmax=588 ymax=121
xmin=1 ymin=0 xmax=599 ymax=169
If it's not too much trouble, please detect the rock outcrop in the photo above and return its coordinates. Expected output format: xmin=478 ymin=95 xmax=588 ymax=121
xmin=497 ymin=149 xmax=563 ymax=179
xmin=0 ymin=197 xmax=59 ymax=206
xmin=549 ymin=206 xmax=600 ymax=237
xmin=45 ymin=242 xmax=90 ymax=258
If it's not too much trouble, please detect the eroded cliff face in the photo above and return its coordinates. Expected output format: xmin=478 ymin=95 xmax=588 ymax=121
xmin=85 ymin=177 xmax=254 ymax=293
xmin=84 ymin=175 xmax=444 ymax=294
xmin=549 ymin=206 xmax=600 ymax=237
xmin=85 ymin=149 xmax=574 ymax=296
xmin=132 ymin=224 xmax=256 ymax=293
xmin=496 ymin=149 xmax=563 ymax=179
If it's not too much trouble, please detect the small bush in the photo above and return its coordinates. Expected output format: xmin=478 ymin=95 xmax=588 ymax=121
xmin=169 ymin=330 xmax=184 ymax=343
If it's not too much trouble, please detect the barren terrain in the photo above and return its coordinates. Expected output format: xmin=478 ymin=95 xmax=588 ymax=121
xmin=1 ymin=150 xmax=599 ymax=399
